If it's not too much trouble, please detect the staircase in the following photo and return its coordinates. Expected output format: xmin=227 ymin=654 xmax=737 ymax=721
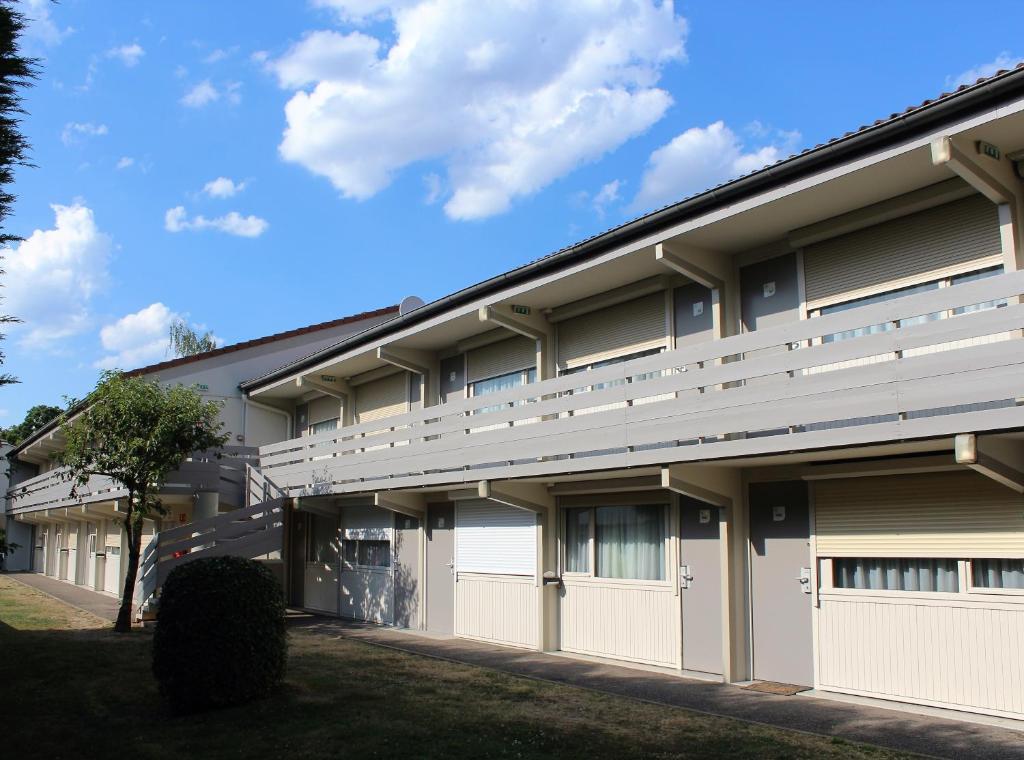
xmin=136 ymin=465 xmax=288 ymax=619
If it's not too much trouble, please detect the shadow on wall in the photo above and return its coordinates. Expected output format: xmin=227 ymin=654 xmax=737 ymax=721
xmin=393 ymin=526 xmax=418 ymax=629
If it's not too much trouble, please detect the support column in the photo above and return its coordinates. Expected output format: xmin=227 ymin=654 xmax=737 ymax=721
xmin=94 ymin=518 xmax=107 ymax=592
xmin=194 ymin=491 xmax=220 ymax=521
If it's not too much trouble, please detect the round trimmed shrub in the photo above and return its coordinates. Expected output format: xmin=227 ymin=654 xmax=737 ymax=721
xmin=153 ymin=556 xmax=286 ymax=714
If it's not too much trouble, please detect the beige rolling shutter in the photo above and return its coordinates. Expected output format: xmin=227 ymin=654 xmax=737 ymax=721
xmin=467 ymin=335 xmax=536 ymax=383
xmin=557 ymin=292 xmax=667 ymax=369
xmin=343 ymin=503 xmax=391 ymax=540
xmin=815 ymin=471 xmax=1024 ymax=558
xmin=804 ymin=194 xmax=1001 ymax=305
xmin=308 ymin=395 xmax=340 ymax=425
xmin=355 ymin=371 xmax=408 ymax=423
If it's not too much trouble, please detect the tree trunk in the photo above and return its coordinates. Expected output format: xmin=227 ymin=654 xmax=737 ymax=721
xmin=114 ymin=498 xmax=143 ymax=632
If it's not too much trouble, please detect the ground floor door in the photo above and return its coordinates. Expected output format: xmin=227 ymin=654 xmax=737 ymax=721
xmin=288 ymin=509 xmax=306 ymax=607
xmin=749 ymin=481 xmax=813 ymax=686
xmin=425 ymin=503 xmax=454 ymax=634
xmin=393 ymin=514 xmax=420 ymax=629
xmin=103 ymin=543 xmax=121 ymax=594
xmin=680 ymin=498 xmax=722 ymax=675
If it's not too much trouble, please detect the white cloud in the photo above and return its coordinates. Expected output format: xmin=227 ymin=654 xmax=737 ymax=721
xmin=202 ymin=176 xmax=247 ymax=198
xmin=106 ymin=43 xmax=145 ymax=67
xmin=631 ymin=121 xmax=799 ymax=212
xmin=116 ymin=156 xmax=135 ymax=170
xmin=946 ymin=52 xmax=1022 ymax=90
xmin=18 ymin=0 xmax=73 ymax=47
xmin=181 ymin=79 xmax=241 ymax=107
xmin=181 ymin=79 xmax=219 ymax=107
xmin=61 ymin=121 xmax=108 ymax=146
xmin=164 ymin=206 xmax=268 ymax=237
xmin=592 ymin=179 xmax=621 ymax=216
xmin=174 ymin=64 xmax=189 ymax=79
xmin=272 ymin=0 xmax=687 ymax=220
xmin=2 ymin=203 xmax=112 ymax=348
xmin=423 ymin=173 xmax=442 ymax=205
xmin=203 ymin=47 xmax=234 ymax=64
xmin=251 ymin=50 xmax=269 ymax=64
xmin=94 ymin=302 xmax=178 ymax=370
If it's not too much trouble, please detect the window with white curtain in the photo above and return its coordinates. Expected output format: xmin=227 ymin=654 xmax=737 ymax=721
xmin=832 ymin=557 xmax=959 ymax=592
xmin=306 ymin=513 xmax=337 ymax=564
xmin=563 ymin=504 xmax=666 ymax=581
xmin=471 ymin=368 xmax=536 ymax=408
xmin=309 ymin=417 xmax=339 ymax=435
xmin=971 ymin=558 xmax=1024 ymax=590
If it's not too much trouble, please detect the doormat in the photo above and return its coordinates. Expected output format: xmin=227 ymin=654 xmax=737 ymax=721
xmin=743 ymin=681 xmax=810 ymax=696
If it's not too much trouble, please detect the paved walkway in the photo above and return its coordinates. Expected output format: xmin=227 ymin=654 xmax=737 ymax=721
xmin=289 ymin=615 xmax=1024 ymax=760
xmin=6 ymin=572 xmax=119 ymax=621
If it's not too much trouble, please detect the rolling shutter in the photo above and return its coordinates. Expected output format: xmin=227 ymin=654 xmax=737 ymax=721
xmin=354 ymin=371 xmax=408 ymax=423
xmin=804 ymin=194 xmax=1001 ymax=305
xmin=815 ymin=471 xmax=1024 ymax=558
xmin=456 ymin=499 xmax=536 ymax=575
xmin=467 ymin=336 xmax=536 ymax=383
xmin=308 ymin=395 xmax=339 ymax=426
xmin=557 ymin=292 xmax=667 ymax=369
xmin=343 ymin=503 xmax=392 ymax=540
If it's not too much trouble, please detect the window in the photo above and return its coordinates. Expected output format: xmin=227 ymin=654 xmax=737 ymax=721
xmin=564 ymin=508 xmax=590 ymax=573
xmin=309 ymin=417 xmax=339 ymax=435
xmin=832 ymin=557 xmax=959 ymax=592
xmin=563 ymin=504 xmax=666 ymax=581
xmin=106 ymin=546 xmax=120 ymax=557
xmin=971 ymin=558 xmax=1024 ymax=590
xmin=470 ymin=368 xmax=536 ymax=409
xmin=342 ymin=539 xmax=391 ymax=568
xmin=815 ymin=265 xmax=1005 ymax=341
xmin=306 ymin=514 xmax=337 ymax=564
xmin=87 ymin=533 xmax=97 ymax=555
xmin=560 ymin=347 xmax=664 ymax=389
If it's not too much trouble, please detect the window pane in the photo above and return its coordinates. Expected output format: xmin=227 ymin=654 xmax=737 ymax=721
xmin=308 ymin=514 xmax=336 ymax=564
xmin=595 ymin=505 xmax=665 ymax=580
xmin=342 ymin=539 xmax=357 ymax=565
xmin=833 ymin=557 xmax=958 ymax=592
xmin=358 ymin=540 xmax=391 ymax=568
xmin=820 ymin=281 xmax=939 ymax=343
xmin=972 ymin=558 xmax=1024 ymax=589
xmin=952 ymin=266 xmax=1005 ymax=314
xmin=310 ymin=417 xmax=339 ymax=435
xmin=565 ymin=508 xmax=590 ymax=573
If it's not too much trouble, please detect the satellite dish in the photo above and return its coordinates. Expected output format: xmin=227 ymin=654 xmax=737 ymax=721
xmin=399 ymin=295 xmax=425 ymax=315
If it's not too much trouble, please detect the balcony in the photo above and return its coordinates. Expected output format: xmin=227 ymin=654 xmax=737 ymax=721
xmin=260 ymin=269 xmax=1024 ymax=497
xmin=7 ymin=446 xmax=258 ymax=515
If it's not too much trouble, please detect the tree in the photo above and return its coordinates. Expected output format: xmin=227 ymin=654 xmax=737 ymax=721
xmin=0 ymin=2 xmax=39 ymax=386
xmin=59 ymin=371 xmax=228 ymax=632
xmin=0 ymin=526 xmax=20 ymax=567
xmin=168 ymin=319 xmax=217 ymax=358
xmin=1 ymin=403 xmax=61 ymax=443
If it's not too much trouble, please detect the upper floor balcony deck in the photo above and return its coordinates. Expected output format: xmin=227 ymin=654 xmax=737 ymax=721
xmin=7 ymin=446 xmax=258 ymax=516
xmin=257 ymin=269 xmax=1024 ymax=498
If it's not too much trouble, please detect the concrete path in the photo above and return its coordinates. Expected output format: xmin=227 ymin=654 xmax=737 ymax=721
xmin=7 ymin=572 xmax=119 ymax=621
xmin=289 ymin=615 xmax=1024 ymax=760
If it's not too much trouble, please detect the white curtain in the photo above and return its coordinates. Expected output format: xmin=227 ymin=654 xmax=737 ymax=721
xmin=595 ymin=505 xmax=665 ymax=580
xmin=972 ymin=558 xmax=1024 ymax=589
xmin=833 ymin=557 xmax=959 ymax=592
xmin=565 ymin=508 xmax=590 ymax=573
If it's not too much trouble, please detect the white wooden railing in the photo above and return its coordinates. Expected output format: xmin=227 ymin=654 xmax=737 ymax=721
xmin=137 ymin=496 xmax=286 ymax=604
xmin=260 ymin=269 xmax=1024 ymax=497
xmin=8 ymin=446 xmax=258 ymax=515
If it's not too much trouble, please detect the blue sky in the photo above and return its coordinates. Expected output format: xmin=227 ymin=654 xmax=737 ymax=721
xmin=2 ymin=0 xmax=1022 ymax=422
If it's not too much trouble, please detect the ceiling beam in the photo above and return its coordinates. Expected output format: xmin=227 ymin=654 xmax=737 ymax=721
xmin=955 ymin=433 xmax=1024 ymax=493
xmin=377 ymin=346 xmax=433 ymax=377
xmin=373 ymin=491 xmax=426 ymax=518
xmin=660 ymin=465 xmax=732 ymax=508
xmin=478 ymin=480 xmax=553 ymax=513
xmin=654 ymin=242 xmax=724 ymax=291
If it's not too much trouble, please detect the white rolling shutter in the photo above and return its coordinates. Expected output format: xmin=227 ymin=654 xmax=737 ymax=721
xmin=342 ymin=503 xmax=392 ymax=540
xmin=456 ymin=499 xmax=536 ymax=575
xmin=308 ymin=395 xmax=340 ymax=426
xmin=467 ymin=336 xmax=536 ymax=383
xmin=815 ymin=471 xmax=1024 ymax=558
xmin=557 ymin=292 xmax=667 ymax=369
xmin=804 ymin=194 xmax=1001 ymax=305
xmin=354 ymin=371 xmax=408 ymax=423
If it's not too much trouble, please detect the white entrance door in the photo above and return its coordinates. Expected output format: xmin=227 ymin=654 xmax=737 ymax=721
xmin=103 ymin=544 xmax=121 ymax=594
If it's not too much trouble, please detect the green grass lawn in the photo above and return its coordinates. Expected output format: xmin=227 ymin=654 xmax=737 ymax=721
xmin=0 ymin=576 xmax=912 ymax=759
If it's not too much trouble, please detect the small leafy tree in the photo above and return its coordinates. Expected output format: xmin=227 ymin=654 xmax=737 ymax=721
xmin=0 ymin=527 xmax=20 ymax=565
xmin=168 ymin=319 xmax=217 ymax=358
xmin=1 ymin=403 xmax=62 ymax=443
xmin=59 ymin=371 xmax=228 ymax=632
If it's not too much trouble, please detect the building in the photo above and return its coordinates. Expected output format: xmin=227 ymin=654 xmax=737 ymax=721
xmin=5 ymin=306 xmax=398 ymax=595
xmin=10 ymin=63 xmax=1024 ymax=724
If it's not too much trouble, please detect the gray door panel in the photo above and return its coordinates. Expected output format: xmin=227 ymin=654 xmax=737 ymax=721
xmin=393 ymin=515 xmax=420 ymax=629
xmin=440 ymin=355 xmax=465 ymax=405
xmin=288 ymin=510 xmax=306 ymax=607
xmin=425 ymin=503 xmax=455 ymax=634
xmin=749 ymin=481 xmax=813 ymax=686
xmin=674 ymin=282 xmax=715 ymax=348
xmin=680 ymin=497 xmax=722 ymax=674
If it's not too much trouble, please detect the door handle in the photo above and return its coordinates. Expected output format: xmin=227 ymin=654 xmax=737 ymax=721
xmin=796 ymin=567 xmax=812 ymax=594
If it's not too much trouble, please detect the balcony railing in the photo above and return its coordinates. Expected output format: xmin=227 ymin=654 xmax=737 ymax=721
xmin=255 ymin=268 xmax=1022 ymax=496
xmin=7 ymin=446 xmax=258 ymax=515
